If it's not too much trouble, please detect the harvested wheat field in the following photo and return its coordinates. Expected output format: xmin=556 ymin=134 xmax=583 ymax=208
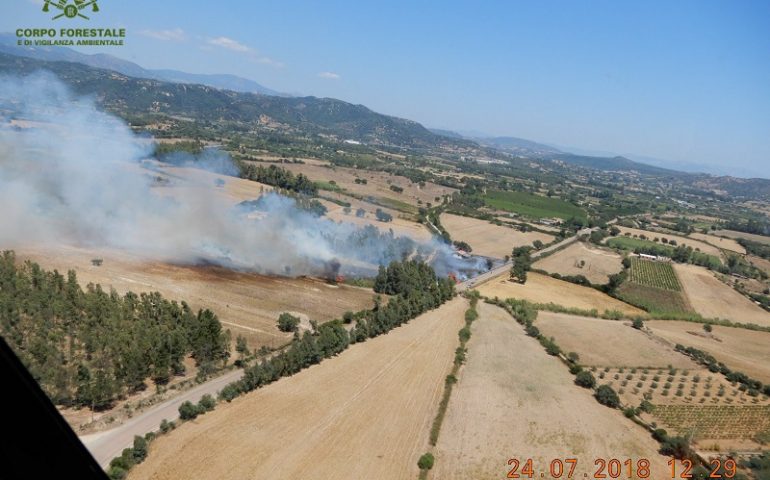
xmin=440 ymin=213 xmax=554 ymax=258
xmin=11 ymin=244 xmax=375 ymax=351
xmin=713 ymin=230 xmax=770 ymax=246
xmin=322 ymin=200 xmax=434 ymax=242
xmin=647 ymin=321 xmax=770 ymax=384
xmin=534 ymin=242 xmax=623 ymax=284
xmin=536 ymin=312 xmax=694 ymax=368
xmin=617 ymin=227 xmax=722 ymax=257
xmin=128 ymin=297 xmax=468 ymax=480
xmin=150 ymin=163 xmax=274 ymax=206
xmin=245 ymin=159 xmax=455 ymax=209
xmin=477 ymin=272 xmax=644 ymax=316
xmin=675 ymin=264 xmax=770 ymax=327
xmin=689 ymin=233 xmax=745 ymax=254
xmin=432 ymin=302 xmax=671 ymax=480
xmin=748 ymin=255 xmax=770 ymax=276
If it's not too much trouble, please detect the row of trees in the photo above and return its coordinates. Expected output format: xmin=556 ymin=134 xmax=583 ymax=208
xmin=674 ymin=344 xmax=770 ymax=397
xmin=219 ymin=260 xmax=455 ymax=402
xmin=509 ymin=246 xmax=533 ymax=283
xmin=239 ymin=163 xmax=317 ymax=195
xmin=0 ymin=251 xmax=230 ymax=410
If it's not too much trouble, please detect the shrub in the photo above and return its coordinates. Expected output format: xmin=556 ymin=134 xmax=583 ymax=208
xmin=659 ymin=435 xmax=693 ymax=460
xmin=595 ymin=385 xmax=620 ymax=408
xmin=569 ymin=364 xmax=583 ymax=374
xmin=277 ymin=312 xmax=301 ymax=332
xmin=418 ymin=452 xmax=435 ymax=470
xmin=575 ymin=371 xmax=596 ymax=389
xmin=160 ymin=418 xmax=175 ymax=434
xmin=132 ymin=435 xmax=148 ymax=464
xmin=179 ymin=400 xmax=200 ymax=420
xmin=623 ymin=407 xmax=637 ymax=418
xmin=198 ymin=394 xmax=216 ymax=412
xmin=632 ymin=318 xmax=644 ymax=329
xmin=107 ymin=466 xmax=127 ymax=480
xmin=652 ymin=428 xmax=668 ymax=442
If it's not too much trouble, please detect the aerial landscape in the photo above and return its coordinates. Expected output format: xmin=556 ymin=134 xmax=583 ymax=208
xmin=1 ymin=1 xmax=769 ymax=479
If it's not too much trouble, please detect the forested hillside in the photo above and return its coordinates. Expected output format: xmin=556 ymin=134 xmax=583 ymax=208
xmin=0 ymin=251 xmax=230 ymax=410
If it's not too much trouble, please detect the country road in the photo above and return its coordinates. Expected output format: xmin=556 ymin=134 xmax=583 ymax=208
xmin=80 ymin=368 xmax=244 ymax=468
xmin=457 ymin=227 xmax=594 ymax=291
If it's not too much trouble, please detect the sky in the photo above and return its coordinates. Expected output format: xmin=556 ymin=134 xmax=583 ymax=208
xmin=5 ymin=0 xmax=770 ymax=177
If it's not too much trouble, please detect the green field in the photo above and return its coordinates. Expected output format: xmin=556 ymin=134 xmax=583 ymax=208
xmin=607 ymin=236 xmax=675 ymax=254
xmin=484 ymin=190 xmax=585 ymax=220
xmin=616 ymin=283 xmax=691 ymax=315
xmin=628 ymin=258 xmax=681 ymax=291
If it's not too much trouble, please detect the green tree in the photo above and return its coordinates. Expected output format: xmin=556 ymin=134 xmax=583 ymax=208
xmin=595 ymin=385 xmax=620 ymax=408
xmin=575 ymin=371 xmax=596 ymax=389
xmin=277 ymin=312 xmax=301 ymax=332
xmin=418 ymin=452 xmax=435 ymax=470
xmin=178 ymin=400 xmax=200 ymax=420
xmin=132 ymin=435 xmax=148 ymax=463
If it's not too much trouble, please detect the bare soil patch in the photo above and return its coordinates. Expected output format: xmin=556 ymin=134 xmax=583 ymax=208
xmin=536 ymin=312 xmax=694 ymax=368
xmin=647 ymin=321 xmax=770 ymax=384
xmin=432 ymin=303 xmax=671 ymax=479
xmin=477 ymin=272 xmax=644 ymax=316
xmin=675 ymin=264 xmax=770 ymax=326
xmin=440 ymin=213 xmax=554 ymax=258
xmin=534 ymin=242 xmax=623 ymax=284
xmin=128 ymin=298 xmax=468 ymax=480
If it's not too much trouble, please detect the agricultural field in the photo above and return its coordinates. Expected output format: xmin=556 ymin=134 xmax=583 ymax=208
xmin=675 ymin=264 xmax=770 ymax=327
xmin=432 ymin=303 xmax=672 ymax=479
xmin=597 ymin=365 xmax=770 ymax=449
xmin=322 ymin=198 xmax=434 ymax=242
xmin=748 ymin=255 xmax=770 ymax=276
xmin=533 ymin=242 xmax=623 ymax=284
xmin=440 ymin=213 xmax=554 ymax=258
xmin=12 ymin=244 xmax=376 ymax=352
xmin=128 ymin=297 xmax=468 ymax=480
xmin=606 ymin=236 xmax=673 ymax=254
xmin=535 ymin=313 xmax=694 ymax=369
xmin=476 ymin=272 xmax=644 ymax=316
xmin=647 ymin=321 xmax=770 ymax=384
xmin=615 ymin=227 xmax=722 ymax=258
xmin=713 ymin=230 xmax=770 ymax=246
xmin=628 ymin=258 xmax=681 ymax=291
xmin=483 ymin=189 xmax=586 ymax=220
xmin=244 ymin=159 xmax=456 ymax=211
xmin=616 ymin=258 xmax=691 ymax=315
xmin=689 ymin=233 xmax=746 ymax=254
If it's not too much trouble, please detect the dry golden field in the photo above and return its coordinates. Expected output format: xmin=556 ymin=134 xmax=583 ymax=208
xmin=11 ymin=244 xmax=376 ymax=351
xmin=322 ymin=199 xmax=434 ymax=242
xmin=616 ymin=226 xmax=722 ymax=257
xmin=128 ymin=298 xmax=468 ymax=480
xmin=534 ymin=242 xmax=624 ymax=284
xmin=713 ymin=230 xmax=770 ymax=246
xmin=245 ymin=159 xmax=456 ymax=208
xmin=476 ymin=272 xmax=644 ymax=316
xmin=689 ymin=233 xmax=745 ymax=254
xmin=440 ymin=213 xmax=555 ymax=258
xmin=432 ymin=303 xmax=671 ymax=480
xmin=647 ymin=321 xmax=770 ymax=384
xmin=675 ymin=264 xmax=770 ymax=326
xmin=535 ymin=312 xmax=694 ymax=368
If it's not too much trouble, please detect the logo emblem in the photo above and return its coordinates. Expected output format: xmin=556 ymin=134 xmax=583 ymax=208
xmin=42 ymin=0 xmax=100 ymax=21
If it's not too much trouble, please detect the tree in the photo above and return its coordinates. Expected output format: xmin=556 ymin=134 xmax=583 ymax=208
xmin=703 ymin=324 xmax=713 ymax=333
xmin=277 ymin=312 xmax=301 ymax=332
xmin=595 ymin=385 xmax=620 ymax=408
xmin=198 ymin=394 xmax=216 ymax=412
xmin=575 ymin=371 xmax=596 ymax=389
xmin=632 ymin=318 xmax=644 ymax=330
xmin=132 ymin=435 xmax=148 ymax=463
xmin=178 ymin=400 xmax=200 ymax=420
xmin=659 ymin=435 xmax=693 ymax=460
xmin=533 ymin=239 xmax=544 ymax=250
xmin=159 ymin=418 xmax=175 ymax=433
xmin=418 ymin=452 xmax=435 ymax=470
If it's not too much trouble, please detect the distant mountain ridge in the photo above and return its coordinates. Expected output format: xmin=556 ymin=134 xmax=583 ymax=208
xmin=0 ymin=33 xmax=284 ymax=96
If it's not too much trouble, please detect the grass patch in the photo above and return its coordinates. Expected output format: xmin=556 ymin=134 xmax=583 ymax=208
xmin=484 ymin=190 xmax=585 ymax=220
xmin=616 ymin=283 xmax=692 ymax=315
xmin=607 ymin=236 xmax=675 ymax=254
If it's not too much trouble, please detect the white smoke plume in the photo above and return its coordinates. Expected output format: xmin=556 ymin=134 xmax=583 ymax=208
xmin=0 ymin=72 xmax=486 ymax=278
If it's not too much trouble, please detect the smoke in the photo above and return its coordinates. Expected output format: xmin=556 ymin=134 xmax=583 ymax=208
xmin=0 ymin=72 xmax=486 ymax=278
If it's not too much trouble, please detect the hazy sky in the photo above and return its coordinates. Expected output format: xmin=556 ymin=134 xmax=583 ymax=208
xmin=6 ymin=0 xmax=770 ymax=177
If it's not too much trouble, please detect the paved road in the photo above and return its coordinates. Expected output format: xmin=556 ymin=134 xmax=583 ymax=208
xmin=80 ymin=368 xmax=244 ymax=468
xmin=457 ymin=227 xmax=594 ymax=292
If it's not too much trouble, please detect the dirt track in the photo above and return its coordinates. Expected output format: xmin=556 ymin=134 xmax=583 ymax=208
xmin=128 ymin=297 xmax=467 ymax=480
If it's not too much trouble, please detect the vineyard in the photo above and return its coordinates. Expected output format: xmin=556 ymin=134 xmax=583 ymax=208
xmin=628 ymin=258 xmax=681 ymax=291
xmin=652 ymin=405 xmax=770 ymax=440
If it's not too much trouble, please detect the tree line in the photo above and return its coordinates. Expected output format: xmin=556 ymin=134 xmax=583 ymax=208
xmin=0 ymin=251 xmax=231 ymax=410
xmin=239 ymin=163 xmax=317 ymax=195
xmin=219 ymin=260 xmax=455 ymax=402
